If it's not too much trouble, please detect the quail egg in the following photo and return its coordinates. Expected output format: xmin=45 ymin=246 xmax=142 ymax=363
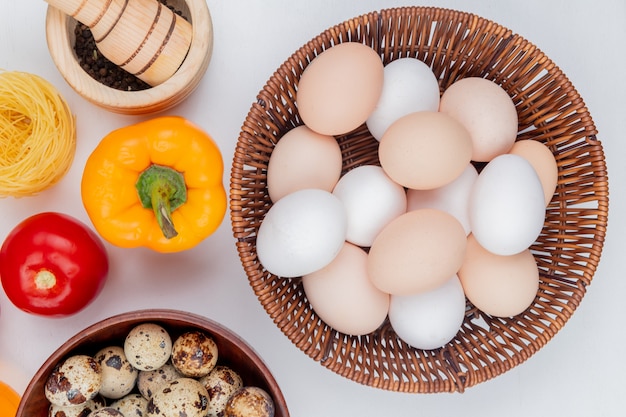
xmin=171 ymin=331 xmax=218 ymax=378
xmin=94 ymin=345 xmax=138 ymax=399
xmin=137 ymin=363 xmax=182 ymax=399
xmin=224 ymin=386 xmax=275 ymax=417
xmin=45 ymin=354 xmax=102 ymax=407
xmin=147 ymin=377 xmax=209 ymax=417
xmin=48 ymin=395 xmax=105 ymax=417
xmin=124 ymin=323 xmax=172 ymax=371
xmin=110 ymin=393 xmax=149 ymax=416
xmin=198 ymin=365 xmax=243 ymax=417
xmin=88 ymin=407 xmax=125 ymax=416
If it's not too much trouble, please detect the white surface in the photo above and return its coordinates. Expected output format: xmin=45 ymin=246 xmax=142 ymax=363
xmin=0 ymin=0 xmax=624 ymax=415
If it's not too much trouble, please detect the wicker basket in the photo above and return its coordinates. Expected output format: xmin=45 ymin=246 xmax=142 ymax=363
xmin=229 ymin=6 xmax=609 ymax=393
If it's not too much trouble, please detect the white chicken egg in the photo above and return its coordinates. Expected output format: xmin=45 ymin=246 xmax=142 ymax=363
xmin=388 ymin=275 xmax=466 ymax=350
xmin=256 ymin=188 xmax=347 ymax=278
xmin=469 ymin=154 xmax=546 ymax=256
xmin=332 ymin=165 xmax=407 ymax=247
xmin=407 ymin=163 xmax=477 ymax=235
xmin=366 ymin=57 xmax=440 ymax=141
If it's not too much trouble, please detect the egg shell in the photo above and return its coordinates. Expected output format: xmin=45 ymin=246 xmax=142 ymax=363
xmin=171 ymin=331 xmax=218 ymax=378
xmin=224 ymin=386 xmax=274 ymax=417
xmin=439 ymin=76 xmax=518 ymax=162
xmin=110 ymin=393 xmax=149 ymax=417
xmin=94 ymin=345 xmax=138 ymax=399
xmin=378 ymin=111 xmax=473 ymax=190
xmin=302 ymin=242 xmax=390 ymax=336
xmin=267 ymin=125 xmax=342 ymax=202
xmin=296 ymin=42 xmax=384 ymax=136
xmin=509 ymin=139 xmax=558 ymax=206
xmin=458 ymin=233 xmax=539 ymax=317
xmin=147 ymin=378 xmax=209 ymax=417
xmin=198 ymin=365 xmax=243 ymax=417
xmin=469 ymin=153 xmax=546 ymax=256
xmin=366 ymin=57 xmax=440 ymax=141
xmin=367 ymin=208 xmax=467 ymax=295
xmin=256 ymin=188 xmax=347 ymax=278
xmin=388 ymin=274 xmax=466 ymax=350
xmin=124 ymin=323 xmax=173 ymax=371
xmin=48 ymin=396 xmax=105 ymax=417
xmin=332 ymin=165 xmax=407 ymax=247
xmin=89 ymin=408 xmax=125 ymax=417
xmin=137 ymin=363 xmax=183 ymax=399
xmin=44 ymin=354 xmax=102 ymax=407
xmin=407 ymin=163 xmax=478 ymax=235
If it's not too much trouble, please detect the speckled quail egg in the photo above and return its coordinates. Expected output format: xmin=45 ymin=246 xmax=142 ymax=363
xmin=48 ymin=395 xmax=105 ymax=417
xmin=45 ymin=354 xmax=102 ymax=407
xmin=124 ymin=323 xmax=173 ymax=371
xmin=198 ymin=365 xmax=243 ymax=417
xmin=88 ymin=407 xmax=125 ymax=417
xmin=146 ymin=377 xmax=209 ymax=417
xmin=137 ymin=363 xmax=182 ymax=399
xmin=110 ymin=393 xmax=149 ymax=417
xmin=224 ymin=386 xmax=275 ymax=417
xmin=94 ymin=345 xmax=139 ymax=399
xmin=171 ymin=331 xmax=218 ymax=378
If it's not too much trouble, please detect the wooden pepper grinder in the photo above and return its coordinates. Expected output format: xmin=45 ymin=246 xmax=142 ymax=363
xmin=45 ymin=0 xmax=193 ymax=86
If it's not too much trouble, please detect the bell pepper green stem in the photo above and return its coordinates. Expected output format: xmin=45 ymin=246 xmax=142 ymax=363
xmin=136 ymin=164 xmax=187 ymax=239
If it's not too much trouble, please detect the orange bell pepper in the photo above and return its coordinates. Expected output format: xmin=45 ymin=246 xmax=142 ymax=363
xmin=81 ymin=116 xmax=227 ymax=253
xmin=0 ymin=381 xmax=20 ymax=416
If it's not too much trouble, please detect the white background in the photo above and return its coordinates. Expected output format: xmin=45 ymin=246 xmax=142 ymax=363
xmin=1 ymin=1 xmax=625 ymax=416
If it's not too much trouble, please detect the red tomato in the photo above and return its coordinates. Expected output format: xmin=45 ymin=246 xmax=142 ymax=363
xmin=0 ymin=212 xmax=109 ymax=317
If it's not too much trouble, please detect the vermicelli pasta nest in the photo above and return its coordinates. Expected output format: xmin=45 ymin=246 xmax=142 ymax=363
xmin=0 ymin=70 xmax=76 ymax=197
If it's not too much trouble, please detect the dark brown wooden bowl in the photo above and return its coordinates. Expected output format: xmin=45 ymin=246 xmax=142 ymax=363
xmin=16 ymin=309 xmax=289 ymax=416
xmin=229 ymin=6 xmax=609 ymax=393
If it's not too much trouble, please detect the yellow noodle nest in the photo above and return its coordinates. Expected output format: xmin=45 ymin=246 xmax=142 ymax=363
xmin=0 ymin=70 xmax=76 ymax=197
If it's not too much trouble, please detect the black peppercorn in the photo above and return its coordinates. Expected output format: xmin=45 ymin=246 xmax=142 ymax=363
xmin=72 ymin=1 xmax=187 ymax=91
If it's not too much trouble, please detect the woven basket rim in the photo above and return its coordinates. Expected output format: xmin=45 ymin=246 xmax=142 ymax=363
xmin=229 ymin=6 xmax=609 ymax=393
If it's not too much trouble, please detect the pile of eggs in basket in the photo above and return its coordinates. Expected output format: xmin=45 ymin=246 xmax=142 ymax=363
xmin=257 ymin=42 xmax=558 ymax=350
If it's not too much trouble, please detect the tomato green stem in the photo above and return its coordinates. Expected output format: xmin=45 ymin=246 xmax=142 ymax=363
xmin=136 ymin=164 xmax=187 ymax=239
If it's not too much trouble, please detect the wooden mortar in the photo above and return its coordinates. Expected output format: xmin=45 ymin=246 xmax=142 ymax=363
xmin=45 ymin=0 xmax=193 ymax=86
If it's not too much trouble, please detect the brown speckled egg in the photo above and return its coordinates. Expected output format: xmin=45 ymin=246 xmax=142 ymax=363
xmin=48 ymin=395 xmax=105 ymax=417
xmin=224 ymin=386 xmax=275 ymax=417
xmin=146 ymin=377 xmax=209 ymax=417
xmin=124 ymin=323 xmax=172 ymax=371
xmin=94 ymin=345 xmax=138 ymax=399
xmin=198 ymin=365 xmax=243 ymax=417
xmin=171 ymin=331 xmax=218 ymax=378
xmin=110 ymin=393 xmax=149 ymax=416
xmin=137 ymin=363 xmax=182 ymax=399
xmin=88 ymin=407 xmax=125 ymax=417
xmin=45 ymin=355 xmax=102 ymax=407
